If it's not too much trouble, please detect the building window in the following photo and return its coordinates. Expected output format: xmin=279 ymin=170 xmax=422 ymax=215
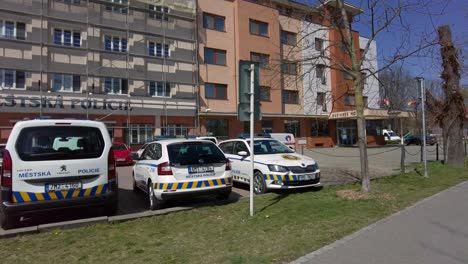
xmin=343 ymin=71 xmax=353 ymax=80
xmin=249 ymin=19 xmax=268 ymax=37
xmin=105 ymin=0 xmax=128 ymax=14
xmin=280 ymin=30 xmax=296 ymax=45
xmin=344 ymin=93 xmax=355 ymax=106
xmin=149 ymin=42 xmax=169 ymax=58
xmin=149 ymin=81 xmax=170 ymax=97
xmin=104 ymin=35 xmax=127 ymax=52
xmin=52 ymin=74 xmax=81 ymax=92
xmin=360 ymin=48 xmax=365 ymax=60
xmin=58 ymin=0 xmax=81 ymax=4
xmin=260 ymin=86 xmax=270 ymax=102
xmin=0 ymin=69 xmax=25 ymax=89
xmin=363 ymin=96 xmax=368 ymax=107
xmin=281 ymin=61 xmax=297 ymax=75
xmin=54 ymin=29 xmax=81 ymax=47
xmin=284 ymin=120 xmax=301 ymax=137
xmin=162 ymin=124 xmax=188 ymax=136
xmin=204 ymin=47 xmax=226 ymax=65
xmin=282 ymin=90 xmax=299 ymax=104
xmin=149 ymin=5 xmax=169 ymax=21
xmin=104 ymin=77 xmax=128 ymax=95
xmin=311 ymin=119 xmax=329 ymax=137
xmin=0 ymin=20 xmax=26 ymax=40
xmin=205 ymin=83 xmax=227 ymax=100
xmin=317 ymin=92 xmax=325 ymax=106
xmin=128 ymin=124 xmax=153 ymax=144
xmin=206 ymin=119 xmax=228 ymax=138
xmin=261 ymin=120 xmax=273 ymax=133
xmin=203 ymin=13 xmax=225 ymax=31
xmin=315 ymin=38 xmax=324 ymax=51
xmin=316 ymin=64 xmax=326 ymax=84
xmin=250 ymin=52 xmax=269 ymax=68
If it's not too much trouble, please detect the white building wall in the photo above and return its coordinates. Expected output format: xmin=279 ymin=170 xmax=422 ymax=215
xmin=301 ymin=21 xmax=332 ymax=116
xmin=359 ymin=36 xmax=380 ymax=109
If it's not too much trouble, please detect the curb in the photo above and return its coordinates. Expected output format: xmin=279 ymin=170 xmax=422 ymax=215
xmin=290 ymin=180 xmax=468 ymax=264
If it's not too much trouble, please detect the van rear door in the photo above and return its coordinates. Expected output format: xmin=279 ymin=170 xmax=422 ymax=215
xmin=10 ymin=123 xmax=108 ymax=203
xmin=168 ymin=142 xmax=228 ymax=183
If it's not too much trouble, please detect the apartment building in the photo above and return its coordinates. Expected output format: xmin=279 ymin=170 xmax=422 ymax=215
xmin=0 ymin=0 xmax=197 ymax=147
xmin=197 ymin=0 xmax=386 ymax=147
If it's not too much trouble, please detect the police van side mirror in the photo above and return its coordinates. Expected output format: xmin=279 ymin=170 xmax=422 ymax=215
xmin=238 ymin=151 xmax=248 ymax=156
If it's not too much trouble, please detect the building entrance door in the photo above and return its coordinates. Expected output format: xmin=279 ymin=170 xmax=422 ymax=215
xmin=337 ymin=120 xmax=357 ymax=146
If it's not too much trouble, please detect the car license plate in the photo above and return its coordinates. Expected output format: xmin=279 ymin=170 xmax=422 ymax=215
xmin=46 ymin=182 xmax=82 ymax=192
xmin=298 ymin=174 xmax=315 ymax=181
xmin=188 ymin=166 xmax=214 ymax=174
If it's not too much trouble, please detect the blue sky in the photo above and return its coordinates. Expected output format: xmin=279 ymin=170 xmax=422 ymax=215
xmin=303 ymin=0 xmax=468 ymax=85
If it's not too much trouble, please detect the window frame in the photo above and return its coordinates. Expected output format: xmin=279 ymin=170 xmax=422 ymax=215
xmin=280 ymin=30 xmax=296 ymax=46
xmin=344 ymin=93 xmax=355 ymax=106
xmin=282 ymin=90 xmax=299 ymax=104
xmin=0 ymin=69 xmax=26 ymax=90
xmin=311 ymin=119 xmax=329 ymax=137
xmin=204 ymin=47 xmax=227 ymax=66
xmin=105 ymin=0 xmax=128 ymax=14
xmin=52 ymin=73 xmax=81 ymax=92
xmin=149 ymin=81 xmax=171 ymax=98
xmin=316 ymin=64 xmax=326 ymax=84
xmin=206 ymin=119 xmax=229 ymax=138
xmin=0 ymin=20 xmax=26 ymax=40
xmin=54 ymin=28 xmax=81 ymax=47
xmin=281 ymin=61 xmax=298 ymax=75
xmin=128 ymin=124 xmax=153 ymax=145
xmin=58 ymin=0 xmax=81 ymax=5
xmin=104 ymin=35 xmax=127 ymax=52
xmin=250 ymin=52 xmax=270 ymax=69
xmin=260 ymin=86 xmax=271 ymax=102
xmin=249 ymin=19 xmax=268 ymax=37
xmin=205 ymin=83 xmax=227 ymax=100
xmin=104 ymin=77 xmax=128 ymax=95
xmin=148 ymin=41 xmax=170 ymax=58
xmin=203 ymin=12 xmax=226 ymax=32
xmin=149 ymin=5 xmax=170 ymax=21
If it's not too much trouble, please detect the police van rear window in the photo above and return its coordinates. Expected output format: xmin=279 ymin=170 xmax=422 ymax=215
xmin=15 ymin=126 xmax=105 ymax=161
xmin=168 ymin=142 xmax=226 ymax=166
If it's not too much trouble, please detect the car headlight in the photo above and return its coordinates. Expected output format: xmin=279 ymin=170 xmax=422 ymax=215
xmin=314 ymin=162 xmax=319 ymax=170
xmin=268 ymin=164 xmax=289 ymax=172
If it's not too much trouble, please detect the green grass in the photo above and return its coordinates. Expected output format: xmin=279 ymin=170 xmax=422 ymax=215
xmin=1 ymin=162 xmax=467 ymax=264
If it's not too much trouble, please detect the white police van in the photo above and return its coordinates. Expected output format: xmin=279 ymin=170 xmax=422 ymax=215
xmin=218 ymin=137 xmax=320 ymax=194
xmin=0 ymin=119 xmax=118 ymax=229
xmin=132 ymin=139 xmax=232 ymax=210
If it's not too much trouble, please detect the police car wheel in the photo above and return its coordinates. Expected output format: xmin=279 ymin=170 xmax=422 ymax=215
xmin=148 ymin=183 xmax=162 ymax=211
xmin=253 ymin=171 xmax=266 ymax=195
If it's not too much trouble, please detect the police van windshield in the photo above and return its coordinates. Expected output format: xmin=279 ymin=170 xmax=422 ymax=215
xmin=247 ymin=139 xmax=295 ymax=155
xmin=168 ymin=142 xmax=226 ymax=166
xmin=16 ymin=126 xmax=105 ymax=161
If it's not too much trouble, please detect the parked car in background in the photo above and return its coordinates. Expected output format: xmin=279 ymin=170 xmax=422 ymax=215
xmin=132 ymin=139 xmax=232 ymax=210
xmin=218 ymin=137 xmax=320 ymax=194
xmin=404 ymin=134 xmax=437 ymax=146
xmin=0 ymin=119 xmax=118 ymax=229
xmin=269 ymin=133 xmax=296 ymax=151
xmin=113 ymin=142 xmax=133 ymax=166
xmin=382 ymin=129 xmax=401 ymax=143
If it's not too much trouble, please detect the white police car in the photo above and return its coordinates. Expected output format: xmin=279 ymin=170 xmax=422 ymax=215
xmin=0 ymin=119 xmax=118 ymax=229
xmin=132 ymin=139 xmax=232 ymax=210
xmin=218 ymin=137 xmax=320 ymax=194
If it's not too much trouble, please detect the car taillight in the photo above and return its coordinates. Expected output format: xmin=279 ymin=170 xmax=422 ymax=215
xmin=225 ymin=159 xmax=231 ymax=171
xmin=157 ymin=162 xmax=173 ymax=176
xmin=1 ymin=149 xmax=12 ymax=187
xmin=108 ymin=148 xmax=116 ymax=180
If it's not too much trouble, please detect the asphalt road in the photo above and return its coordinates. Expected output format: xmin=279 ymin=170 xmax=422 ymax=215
xmin=295 ymin=181 xmax=468 ymax=264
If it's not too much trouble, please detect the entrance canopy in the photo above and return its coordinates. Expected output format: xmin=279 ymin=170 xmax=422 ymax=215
xmin=329 ymin=109 xmax=413 ymax=120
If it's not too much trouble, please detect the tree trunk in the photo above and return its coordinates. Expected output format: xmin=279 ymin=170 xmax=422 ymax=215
xmin=438 ymin=25 xmax=465 ymax=167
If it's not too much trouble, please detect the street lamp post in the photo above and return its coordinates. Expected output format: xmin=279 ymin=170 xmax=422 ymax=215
xmin=416 ymin=77 xmax=428 ymax=178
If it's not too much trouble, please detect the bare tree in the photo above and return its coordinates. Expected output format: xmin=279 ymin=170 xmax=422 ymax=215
xmin=426 ymin=25 xmax=466 ymax=167
xmin=272 ymin=0 xmax=441 ymax=192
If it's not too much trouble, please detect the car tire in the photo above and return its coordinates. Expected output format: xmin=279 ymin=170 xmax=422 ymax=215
xmin=253 ymin=171 xmax=267 ymax=195
xmin=148 ymin=183 xmax=162 ymax=211
xmin=0 ymin=213 xmax=14 ymax=230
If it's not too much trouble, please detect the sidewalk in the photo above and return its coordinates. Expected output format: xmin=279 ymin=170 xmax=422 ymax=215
xmin=293 ymin=180 xmax=468 ymax=264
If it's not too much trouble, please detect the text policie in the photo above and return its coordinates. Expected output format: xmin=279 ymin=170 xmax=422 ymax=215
xmin=0 ymin=95 xmax=132 ymax=111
